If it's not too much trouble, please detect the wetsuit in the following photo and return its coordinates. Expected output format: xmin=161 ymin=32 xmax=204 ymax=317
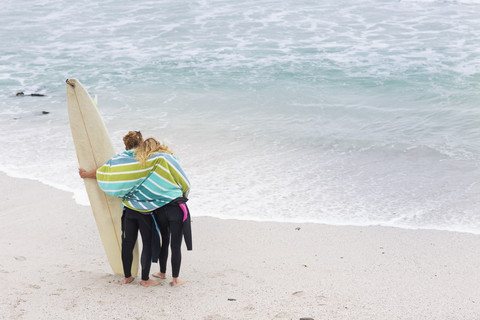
xmin=122 ymin=207 xmax=154 ymax=280
xmin=154 ymin=198 xmax=192 ymax=278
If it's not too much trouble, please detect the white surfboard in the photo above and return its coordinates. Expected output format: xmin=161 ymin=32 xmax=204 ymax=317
xmin=66 ymin=78 xmax=139 ymax=276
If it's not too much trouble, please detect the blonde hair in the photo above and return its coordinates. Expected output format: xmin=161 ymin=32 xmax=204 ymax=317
xmin=135 ymin=137 xmax=173 ymax=166
xmin=123 ymin=131 xmax=143 ymax=150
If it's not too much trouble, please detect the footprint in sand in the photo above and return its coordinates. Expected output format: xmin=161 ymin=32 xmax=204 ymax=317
xmin=50 ymin=288 xmax=66 ymax=296
xmin=14 ymin=298 xmax=27 ymax=308
xmin=316 ymin=295 xmax=328 ymax=306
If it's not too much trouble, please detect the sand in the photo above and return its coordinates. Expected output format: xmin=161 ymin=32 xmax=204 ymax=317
xmin=1 ymin=172 xmax=479 ymax=320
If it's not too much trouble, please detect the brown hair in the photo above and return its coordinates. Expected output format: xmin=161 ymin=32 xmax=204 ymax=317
xmin=135 ymin=137 xmax=173 ymax=166
xmin=123 ymin=131 xmax=144 ymax=150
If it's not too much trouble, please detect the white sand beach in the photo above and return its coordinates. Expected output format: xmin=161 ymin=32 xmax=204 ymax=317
xmin=1 ymin=173 xmax=479 ymax=320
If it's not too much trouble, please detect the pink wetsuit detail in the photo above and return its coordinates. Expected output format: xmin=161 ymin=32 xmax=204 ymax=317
xmin=179 ymin=203 xmax=188 ymax=222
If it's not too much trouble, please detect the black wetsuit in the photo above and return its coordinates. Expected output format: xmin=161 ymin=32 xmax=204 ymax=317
xmin=122 ymin=207 xmax=154 ymax=281
xmin=154 ymin=198 xmax=192 ymax=278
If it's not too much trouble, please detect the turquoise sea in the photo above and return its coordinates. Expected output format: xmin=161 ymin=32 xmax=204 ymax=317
xmin=1 ymin=0 xmax=480 ymax=233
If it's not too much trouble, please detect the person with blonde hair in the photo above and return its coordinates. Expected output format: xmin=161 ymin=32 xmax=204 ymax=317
xmin=79 ymin=131 xmax=191 ymax=287
xmin=135 ymin=137 xmax=173 ymax=162
xmin=134 ymin=137 xmax=193 ymax=286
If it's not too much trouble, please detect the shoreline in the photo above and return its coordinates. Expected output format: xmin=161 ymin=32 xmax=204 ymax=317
xmin=2 ymin=170 xmax=478 ymax=237
xmin=1 ymin=173 xmax=480 ymax=319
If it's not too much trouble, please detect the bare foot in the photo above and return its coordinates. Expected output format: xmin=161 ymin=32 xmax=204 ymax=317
xmin=152 ymin=272 xmax=167 ymax=279
xmin=141 ymin=279 xmax=161 ymax=287
xmin=170 ymin=278 xmax=186 ymax=287
xmin=123 ymin=276 xmax=134 ymax=284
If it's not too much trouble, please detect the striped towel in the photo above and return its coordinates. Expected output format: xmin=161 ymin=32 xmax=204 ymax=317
xmin=96 ymin=150 xmax=190 ymax=212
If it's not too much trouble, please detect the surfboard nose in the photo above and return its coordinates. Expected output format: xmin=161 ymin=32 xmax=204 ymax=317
xmin=66 ymin=78 xmax=77 ymax=88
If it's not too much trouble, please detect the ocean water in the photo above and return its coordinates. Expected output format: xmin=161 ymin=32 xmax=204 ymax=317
xmin=1 ymin=0 xmax=480 ymax=233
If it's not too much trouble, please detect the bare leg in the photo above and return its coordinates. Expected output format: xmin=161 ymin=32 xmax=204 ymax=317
xmin=141 ymin=279 xmax=161 ymax=287
xmin=152 ymin=272 xmax=167 ymax=279
xmin=170 ymin=277 xmax=186 ymax=287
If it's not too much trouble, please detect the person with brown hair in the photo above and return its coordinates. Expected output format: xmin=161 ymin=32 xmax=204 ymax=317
xmin=79 ymin=131 xmax=160 ymax=287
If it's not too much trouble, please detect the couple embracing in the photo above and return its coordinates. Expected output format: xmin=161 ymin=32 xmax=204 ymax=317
xmin=79 ymin=131 xmax=192 ymax=287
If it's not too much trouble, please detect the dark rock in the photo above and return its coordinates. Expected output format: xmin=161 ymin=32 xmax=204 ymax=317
xmin=15 ymin=91 xmax=46 ymax=97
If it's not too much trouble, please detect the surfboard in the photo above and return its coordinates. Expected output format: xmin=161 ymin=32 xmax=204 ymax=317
xmin=66 ymin=78 xmax=139 ymax=276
